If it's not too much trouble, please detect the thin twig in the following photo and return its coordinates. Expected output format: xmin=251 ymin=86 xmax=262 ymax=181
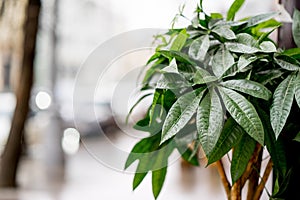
xmin=253 ymin=159 xmax=273 ymax=200
xmin=216 ymin=159 xmax=231 ymax=199
xmin=226 ymin=152 xmax=232 ymax=163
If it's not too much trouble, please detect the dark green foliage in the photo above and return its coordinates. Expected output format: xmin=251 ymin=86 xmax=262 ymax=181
xmin=125 ymin=2 xmax=300 ymax=199
xmin=230 ymin=134 xmax=256 ymax=183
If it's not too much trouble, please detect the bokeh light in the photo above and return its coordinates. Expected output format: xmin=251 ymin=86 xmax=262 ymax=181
xmin=62 ymin=128 xmax=80 ymax=155
xmin=35 ymin=91 xmax=52 ymax=110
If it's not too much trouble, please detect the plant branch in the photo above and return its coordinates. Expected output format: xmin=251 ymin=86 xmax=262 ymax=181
xmin=246 ymin=146 xmax=263 ymax=200
xmin=241 ymin=143 xmax=263 ymax=188
xmin=253 ymin=158 xmax=273 ymax=200
xmin=231 ymin=178 xmax=241 ymax=200
xmin=216 ymin=159 xmax=231 ymax=199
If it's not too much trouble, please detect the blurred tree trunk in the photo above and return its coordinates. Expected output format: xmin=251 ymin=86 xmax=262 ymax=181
xmin=277 ymin=0 xmax=300 ymax=199
xmin=0 ymin=0 xmax=41 ymax=187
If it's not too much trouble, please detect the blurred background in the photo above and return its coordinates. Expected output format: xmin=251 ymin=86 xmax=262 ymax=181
xmin=0 ymin=0 xmax=276 ymax=199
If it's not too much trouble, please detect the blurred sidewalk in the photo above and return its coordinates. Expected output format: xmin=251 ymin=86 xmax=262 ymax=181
xmin=0 ymin=134 xmax=225 ymax=200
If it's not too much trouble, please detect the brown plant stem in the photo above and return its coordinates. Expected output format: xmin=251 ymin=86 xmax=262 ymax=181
xmin=216 ymin=159 xmax=231 ymax=199
xmin=246 ymin=147 xmax=263 ymax=200
xmin=253 ymin=159 xmax=273 ymax=200
xmin=241 ymin=144 xmax=263 ymax=188
xmin=231 ymin=178 xmax=241 ymax=200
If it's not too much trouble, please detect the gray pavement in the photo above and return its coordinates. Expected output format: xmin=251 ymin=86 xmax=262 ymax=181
xmin=0 ymin=135 xmax=226 ymax=200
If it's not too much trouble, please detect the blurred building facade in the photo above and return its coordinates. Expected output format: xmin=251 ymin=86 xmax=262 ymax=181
xmin=0 ymin=0 xmax=27 ymax=91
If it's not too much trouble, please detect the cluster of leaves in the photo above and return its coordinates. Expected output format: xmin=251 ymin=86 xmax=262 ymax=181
xmin=125 ymin=0 xmax=300 ymax=199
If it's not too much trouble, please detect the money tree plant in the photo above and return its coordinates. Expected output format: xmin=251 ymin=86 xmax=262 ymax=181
xmin=125 ymin=0 xmax=300 ymax=199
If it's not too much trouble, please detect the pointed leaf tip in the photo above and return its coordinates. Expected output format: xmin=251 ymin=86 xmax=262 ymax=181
xmin=152 ymin=167 xmax=167 ymax=199
xmin=271 ymin=74 xmax=296 ymax=138
xmin=227 ymin=0 xmax=245 ymax=21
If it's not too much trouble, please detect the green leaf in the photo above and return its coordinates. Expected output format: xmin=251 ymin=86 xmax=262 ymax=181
xmin=199 ymin=0 xmax=204 ymax=12
xmin=218 ymin=87 xmax=264 ymax=145
xmin=212 ymin=25 xmax=236 ymax=40
xmin=156 ymin=73 xmax=191 ymax=89
xmin=133 ymin=91 xmax=174 ymax=135
xmin=181 ymin=147 xmax=199 ymax=166
xmin=188 ymin=30 xmax=208 ymax=38
xmin=188 ymin=35 xmax=210 ymax=61
xmin=208 ymin=19 xmax=222 ymax=29
xmin=197 ymin=89 xmax=224 ymax=155
xmin=231 ymin=134 xmax=256 ymax=183
xmin=295 ymin=73 xmax=300 ymax=108
xmin=143 ymin=57 xmax=166 ymax=84
xmin=257 ymin=26 xmax=279 ymax=43
xmin=207 ymin=117 xmax=245 ymax=165
xmin=161 ymin=58 xmax=178 ymax=73
xmin=292 ymin=9 xmax=300 ymax=48
xmin=271 ymin=74 xmax=297 ymax=137
xmin=282 ymin=48 xmax=300 ymax=60
xmin=211 ymin=13 xmax=223 ymax=19
xmin=125 ymin=133 xmax=175 ymax=198
xmin=256 ymin=69 xmax=285 ymax=85
xmin=220 ymin=79 xmax=272 ymax=100
xmin=161 ymin=88 xmax=206 ymax=144
xmin=131 ymin=157 xmax=156 ymax=189
xmin=152 ymin=167 xmax=167 ymax=199
xmin=294 ymin=132 xmax=300 ymax=142
xmin=125 ymin=135 xmax=160 ymax=169
xmin=274 ymin=55 xmax=300 ymax=71
xmin=212 ymin=47 xmax=235 ymax=77
xmin=133 ymin=172 xmax=148 ymax=190
xmin=225 ymin=42 xmax=260 ymax=54
xmin=149 ymin=90 xmax=162 ymax=125
xmin=159 ymin=50 xmax=197 ymax=66
xmin=272 ymin=169 xmax=292 ymax=198
xmin=211 ymin=20 xmax=247 ymax=29
xmin=245 ymin=12 xmax=278 ymax=28
xmin=259 ymin=41 xmax=277 ymax=53
xmin=237 ymin=55 xmax=257 ymax=70
xmin=150 ymin=142 xmax=174 ymax=198
xmin=126 ymin=93 xmax=153 ymax=124
xmin=265 ymin=127 xmax=287 ymax=176
xmin=162 ymin=89 xmax=177 ymax=111
xmin=146 ymin=52 xmax=162 ymax=65
xmin=252 ymin=19 xmax=282 ymax=34
xmin=236 ymin=33 xmax=258 ymax=46
xmin=170 ymin=29 xmax=189 ymax=51
xmin=222 ymin=63 xmax=240 ymax=78
xmin=133 ymin=117 xmax=151 ymax=132
xmin=176 ymin=63 xmax=197 ymax=80
xmin=227 ymin=0 xmax=245 ymax=21
xmin=254 ymin=102 xmax=287 ymax=176
xmin=193 ymin=67 xmax=218 ymax=85
xmin=174 ymin=124 xmax=198 ymax=165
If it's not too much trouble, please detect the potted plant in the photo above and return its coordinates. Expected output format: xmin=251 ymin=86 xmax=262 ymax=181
xmin=125 ymin=0 xmax=300 ymax=199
